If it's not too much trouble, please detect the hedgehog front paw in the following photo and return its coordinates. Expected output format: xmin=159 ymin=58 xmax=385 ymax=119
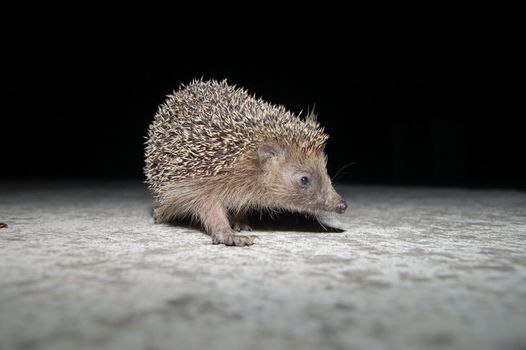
xmin=212 ymin=232 xmax=258 ymax=247
xmin=0 ymin=222 xmax=7 ymax=229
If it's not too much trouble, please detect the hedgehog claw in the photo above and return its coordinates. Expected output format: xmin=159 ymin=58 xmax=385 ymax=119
xmin=212 ymin=233 xmax=258 ymax=247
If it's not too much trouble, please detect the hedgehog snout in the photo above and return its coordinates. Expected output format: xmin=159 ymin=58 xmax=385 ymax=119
xmin=326 ymin=196 xmax=348 ymax=214
xmin=335 ymin=199 xmax=348 ymax=214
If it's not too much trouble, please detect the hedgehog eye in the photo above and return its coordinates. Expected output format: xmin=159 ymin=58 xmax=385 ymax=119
xmin=298 ymin=175 xmax=310 ymax=187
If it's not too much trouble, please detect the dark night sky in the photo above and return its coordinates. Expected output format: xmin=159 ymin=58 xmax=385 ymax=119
xmin=1 ymin=31 xmax=523 ymax=189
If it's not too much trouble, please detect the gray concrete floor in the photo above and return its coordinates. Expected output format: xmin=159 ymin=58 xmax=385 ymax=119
xmin=0 ymin=181 xmax=525 ymax=350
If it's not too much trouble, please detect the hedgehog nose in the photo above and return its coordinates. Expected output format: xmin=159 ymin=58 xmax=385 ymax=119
xmin=336 ymin=199 xmax=348 ymax=214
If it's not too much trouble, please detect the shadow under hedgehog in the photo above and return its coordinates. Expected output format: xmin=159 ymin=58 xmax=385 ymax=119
xmin=144 ymin=80 xmax=347 ymax=246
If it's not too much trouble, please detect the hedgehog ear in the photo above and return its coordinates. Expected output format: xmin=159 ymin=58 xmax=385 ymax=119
xmin=258 ymin=142 xmax=282 ymax=167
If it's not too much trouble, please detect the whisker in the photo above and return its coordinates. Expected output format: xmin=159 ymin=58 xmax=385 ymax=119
xmin=333 ymin=171 xmax=353 ymax=183
xmin=331 ymin=162 xmax=356 ymax=182
xmin=315 ymin=215 xmax=328 ymax=232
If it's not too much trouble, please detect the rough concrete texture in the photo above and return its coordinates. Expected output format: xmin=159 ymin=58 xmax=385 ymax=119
xmin=0 ymin=181 xmax=525 ymax=350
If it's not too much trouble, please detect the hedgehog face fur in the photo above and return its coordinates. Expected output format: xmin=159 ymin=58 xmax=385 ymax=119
xmin=145 ymin=79 xmax=347 ymax=246
xmin=256 ymin=142 xmax=346 ymax=214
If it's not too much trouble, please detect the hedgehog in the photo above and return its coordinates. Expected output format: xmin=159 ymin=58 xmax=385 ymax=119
xmin=144 ymin=80 xmax=347 ymax=246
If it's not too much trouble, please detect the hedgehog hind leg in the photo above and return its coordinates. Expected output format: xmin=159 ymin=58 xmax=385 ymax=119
xmin=152 ymin=202 xmax=175 ymax=224
xmin=152 ymin=203 xmax=162 ymax=223
xmin=200 ymin=200 xmax=257 ymax=247
xmin=230 ymin=209 xmax=252 ymax=232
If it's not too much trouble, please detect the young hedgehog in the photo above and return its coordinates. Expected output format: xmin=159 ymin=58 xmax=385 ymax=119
xmin=144 ymin=80 xmax=347 ymax=246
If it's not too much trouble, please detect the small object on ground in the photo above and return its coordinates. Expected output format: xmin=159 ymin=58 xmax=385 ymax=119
xmin=144 ymin=80 xmax=347 ymax=246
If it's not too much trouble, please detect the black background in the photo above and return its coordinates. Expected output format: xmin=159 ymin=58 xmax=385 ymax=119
xmin=2 ymin=31 xmax=523 ymax=189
